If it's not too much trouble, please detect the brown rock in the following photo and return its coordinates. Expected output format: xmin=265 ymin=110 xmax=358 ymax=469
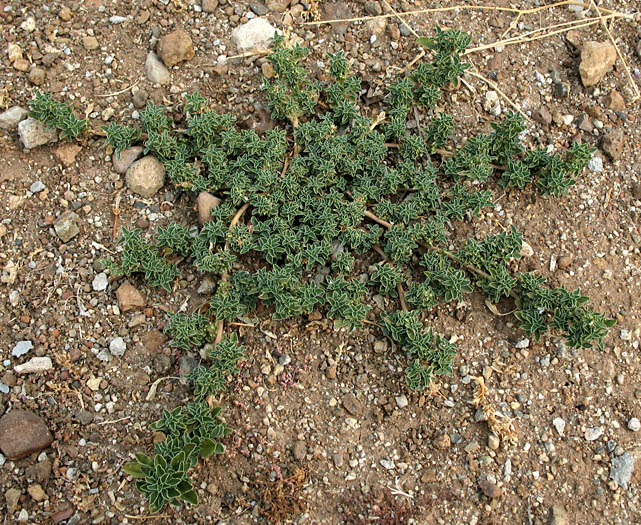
xmin=113 ymin=146 xmax=143 ymax=174
xmin=601 ymin=129 xmax=624 ymax=160
xmin=58 ymin=7 xmax=73 ymax=21
xmin=196 ymin=191 xmax=222 ymax=224
xmin=565 ymin=30 xmax=583 ymax=51
xmin=54 ymin=143 xmax=82 ymax=167
xmin=261 ymin=61 xmax=275 ymax=79
xmin=433 ymin=433 xmax=451 ymax=450
xmin=325 ymin=364 xmax=337 ymax=379
xmin=0 ymin=410 xmax=53 ymax=459
xmin=51 ymin=507 xmax=74 ymax=523
xmin=558 ymin=255 xmax=573 ymax=270
xmin=532 ymin=105 xmax=552 ymax=126
xmin=28 ymin=67 xmax=46 ymax=86
xmin=5 ymin=487 xmax=21 ymax=514
xmin=116 ymin=281 xmax=146 ymax=312
xmin=342 ymin=393 xmax=362 ymax=416
xmin=202 ymin=0 xmax=219 ymax=13
xmin=83 ymin=36 xmax=99 ymax=51
xmin=267 ymin=0 xmax=289 ymax=12
xmin=157 ymin=30 xmax=195 ymax=67
xmin=479 ymin=480 xmax=503 ymax=499
xmin=28 ymin=484 xmax=47 ymax=502
xmin=632 ymin=183 xmax=641 ymax=200
xmin=143 ymin=330 xmax=168 ymax=353
xmin=605 ymin=90 xmax=625 ymax=111
xmin=579 ymin=41 xmax=617 ymax=87
xmin=13 ymin=58 xmax=30 ymax=72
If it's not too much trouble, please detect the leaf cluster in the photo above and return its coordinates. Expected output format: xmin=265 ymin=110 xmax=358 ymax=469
xmin=28 ymin=91 xmax=88 ymax=141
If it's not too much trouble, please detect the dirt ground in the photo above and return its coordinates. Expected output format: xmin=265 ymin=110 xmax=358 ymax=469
xmin=1 ymin=0 xmax=640 ymax=523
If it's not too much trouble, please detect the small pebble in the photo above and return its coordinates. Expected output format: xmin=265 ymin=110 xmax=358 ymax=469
xmin=30 ymin=181 xmax=45 ymax=193
xmin=627 ymin=418 xmax=640 ymax=432
xmin=395 ymin=394 xmax=408 ymax=408
xmin=92 ymin=272 xmax=109 ymax=291
xmin=585 ymin=426 xmax=603 ymax=441
xmin=553 ymin=417 xmax=566 ymax=436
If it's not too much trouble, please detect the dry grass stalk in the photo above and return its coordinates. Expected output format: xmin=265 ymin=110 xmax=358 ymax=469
xmin=303 ymin=1 xmax=629 ymax=27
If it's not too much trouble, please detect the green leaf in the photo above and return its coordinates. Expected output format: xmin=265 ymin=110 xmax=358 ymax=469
xmin=135 ymin=453 xmax=153 ymax=466
xmin=179 ymin=490 xmax=199 ymax=505
xmin=123 ymin=462 xmax=147 ymax=478
xmin=199 ymin=438 xmax=219 ymax=458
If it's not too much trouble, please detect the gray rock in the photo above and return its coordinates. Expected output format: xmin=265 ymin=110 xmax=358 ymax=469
xmin=232 ymin=18 xmax=280 ymax=53
xmin=278 ymin=354 xmax=291 ymax=366
xmin=113 ymin=146 xmax=143 ymax=174
xmin=0 ymin=410 xmax=53 ymax=459
xmin=585 ymin=426 xmax=603 ymax=441
xmin=53 ymin=211 xmax=80 ymax=242
xmin=250 ymin=3 xmax=268 ymax=15
xmin=179 ymin=354 xmax=199 ymax=378
xmin=400 ymin=23 xmax=412 ymax=36
xmin=0 ymin=106 xmax=28 ymax=130
xmin=14 ymin=357 xmax=53 ymax=374
xmin=109 ymin=15 xmax=127 ymax=24
xmin=12 ymin=340 xmax=33 ymax=358
xmin=514 ymin=337 xmax=530 ymax=349
xmin=109 ymin=337 xmax=126 ymax=356
xmin=587 ymin=156 xmax=603 ymax=172
xmin=395 ymin=394 xmax=409 ymax=408
xmin=379 ymin=459 xmax=395 ymax=470
xmin=30 ymin=181 xmax=45 ymax=193
xmin=92 ymin=272 xmax=108 ymax=292
xmin=18 ymin=118 xmax=58 ymax=149
xmin=627 ymin=418 xmax=640 ymax=432
xmin=145 ymin=52 xmax=170 ymax=85
xmin=126 ymin=156 xmax=165 ymax=198
xmin=96 ymin=349 xmax=113 ymax=362
xmin=610 ymin=452 xmax=635 ymax=489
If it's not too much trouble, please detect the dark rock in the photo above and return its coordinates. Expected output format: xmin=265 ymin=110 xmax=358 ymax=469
xmin=0 ymin=409 xmax=53 ymax=459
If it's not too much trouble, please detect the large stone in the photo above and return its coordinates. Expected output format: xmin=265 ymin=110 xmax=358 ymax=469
xmin=145 ymin=52 xmax=170 ymax=85
xmin=579 ymin=41 xmax=617 ymax=87
xmin=53 ymin=211 xmax=81 ymax=242
xmin=113 ymin=146 xmax=143 ymax=174
xmin=322 ymin=3 xmax=352 ymax=36
xmin=196 ymin=191 xmax=221 ymax=224
xmin=18 ymin=118 xmax=58 ymax=149
xmin=157 ymin=30 xmax=195 ymax=67
xmin=126 ymin=156 xmax=165 ymax=198
xmin=0 ymin=410 xmax=53 ymax=459
xmin=116 ymin=281 xmax=146 ymax=312
xmin=232 ymin=18 xmax=280 ymax=53
xmin=0 ymin=106 xmax=27 ymax=130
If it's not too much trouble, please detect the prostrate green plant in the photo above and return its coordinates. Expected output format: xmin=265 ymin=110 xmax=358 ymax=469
xmin=28 ymin=91 xmax=88 ymax=141
xmin=32 ymin=28 xmax=614 ymax=514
